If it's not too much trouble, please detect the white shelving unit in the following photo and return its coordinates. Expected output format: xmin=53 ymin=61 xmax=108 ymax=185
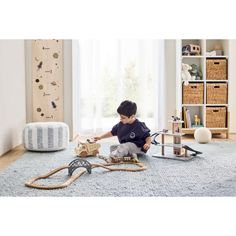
xmin=176 ymin=39 xmax=229 ymax=138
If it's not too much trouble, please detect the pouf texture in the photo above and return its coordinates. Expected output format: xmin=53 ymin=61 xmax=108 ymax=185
xmin=23 ymin=122 xmax=69 ymax=151
xmin=194 ymin=127 xmax=212 ymax=144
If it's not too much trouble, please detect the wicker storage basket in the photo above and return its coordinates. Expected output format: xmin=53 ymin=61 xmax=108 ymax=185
xmin=206 ymin=107 xmax=227 ymax=128
xmin=206 ymin=83 xmax=228 ymax=104
xmin=183 ymin=83 xmax=204 ymax=104
xmin=206 ymin=59 xmax=227 ymax=80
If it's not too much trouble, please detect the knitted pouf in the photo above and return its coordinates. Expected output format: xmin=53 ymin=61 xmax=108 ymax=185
xmin=23 ymin=122 xmax=69 ymax=151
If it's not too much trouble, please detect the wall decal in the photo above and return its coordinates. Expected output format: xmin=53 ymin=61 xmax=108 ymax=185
xmin=43 ymin=92 xmax=51 ymax=96
xmin=32 ymin=40 xmax=63 ymax=122
xmin=53 ymin=53 xmax=59 ymax=59
xmin=51 ymin=101 xmax=57 ymax=108
xmin=51 ymin=81 xmax=57 ymax=86
xmin=37 ymin=61 xmax=43 ymax=70
xmin=45 ymin=69 xmax=52 ymax=73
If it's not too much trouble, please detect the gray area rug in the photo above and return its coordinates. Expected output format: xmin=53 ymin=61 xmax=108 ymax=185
xmin=0 ymin=141 xmax=236 ymax=196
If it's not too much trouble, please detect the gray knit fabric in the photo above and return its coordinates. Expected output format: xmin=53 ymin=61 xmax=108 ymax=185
xmin=23 ymin=122 xmax=69 ymax=151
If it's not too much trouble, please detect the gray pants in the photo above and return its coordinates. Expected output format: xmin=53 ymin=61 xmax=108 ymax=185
xmin=110 ymin=142 xmax=144 ymax=158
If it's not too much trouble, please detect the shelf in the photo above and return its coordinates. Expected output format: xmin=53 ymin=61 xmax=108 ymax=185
xmin=209 ymin=128 xmax=228 ymax=130
xmin=206 ymin=104 xmax=228 ymax=106
xmin=182 ymin=56 xmax=204 ymax=58
xmin=182 ymin=128 xmax=228 ymax=135
xmin=182 ymin=80 xmax=204 ymax=83
xmin=182 ymin=104 xmax=204 ymax=106
xmin=206 ymin=80 xmax=228 ymax=82
xmin=206 ymin=56 xmax=228 ymax=58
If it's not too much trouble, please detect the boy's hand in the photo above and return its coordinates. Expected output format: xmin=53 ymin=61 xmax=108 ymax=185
xmin=143 ymin=142 xmax=151 ymax=151
xmin=94 ymin=136 xmax=101 ymax=142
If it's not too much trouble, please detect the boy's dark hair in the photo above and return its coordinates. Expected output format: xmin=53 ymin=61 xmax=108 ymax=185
xmin=117 ymin=100 xmax=137 ymax=117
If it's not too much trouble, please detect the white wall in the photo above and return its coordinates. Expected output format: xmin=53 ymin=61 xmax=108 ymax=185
xmin=165 ymin=40 xmax=176 ymax=129
xmin=0 ymin=40 xmax=26 ymax=156
xmin=228 ymin=40 xmax=236 ymax=133
xmin=64 ymin=40 xmax=79 ymax=140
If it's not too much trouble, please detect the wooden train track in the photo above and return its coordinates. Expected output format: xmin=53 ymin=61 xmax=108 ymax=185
xmin=25 ymin=158 xmax=147 ymax=190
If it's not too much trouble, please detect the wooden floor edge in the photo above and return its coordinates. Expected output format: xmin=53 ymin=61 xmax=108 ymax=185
xmin=0 ymin=144 xmax=26 ymax=171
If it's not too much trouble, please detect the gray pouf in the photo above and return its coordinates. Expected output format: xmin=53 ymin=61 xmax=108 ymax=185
xmin=23 ymin=122 xmax=69 ymax=151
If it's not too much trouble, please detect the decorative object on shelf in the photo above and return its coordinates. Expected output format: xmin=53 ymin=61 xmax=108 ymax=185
xmin=182 ymin=44 xmax=201 ymax=56
xmin=214 ymin=44 xmax=224 ymax=56
xmin=194 ymin=115 xmax=201 ymax=126
xmin=194 ymin=127 xmax=212 ymax=144
xmin=181 ymin=63 xmax=192 ymax=85
xmin=206 ymin=51 xmax=217 ymax=57
xmin=190 ymin=64 xmax=202 ymax=80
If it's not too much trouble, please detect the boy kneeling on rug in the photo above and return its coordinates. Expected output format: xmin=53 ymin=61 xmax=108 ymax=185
xmin=94 ymin=100 xmax=151 ymax=162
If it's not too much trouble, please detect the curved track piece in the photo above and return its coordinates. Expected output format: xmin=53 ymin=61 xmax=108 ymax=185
xmin=151 ymin=132 xmax=160 ymax=145
xmin=25 ymin=160 xmax=147 ymax=190
xmin=182 ymin=145 xmax=202 ymax=156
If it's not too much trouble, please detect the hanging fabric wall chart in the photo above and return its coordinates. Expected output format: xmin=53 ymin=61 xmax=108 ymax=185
xmin=32 ymin=40 xmax=64 ymax=122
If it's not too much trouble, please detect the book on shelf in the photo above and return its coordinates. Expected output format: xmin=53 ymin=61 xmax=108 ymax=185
xmin=183 ymin=108 xmax=192 ymax=128
xmin=186 ymin=109 xmax=192 ymax=128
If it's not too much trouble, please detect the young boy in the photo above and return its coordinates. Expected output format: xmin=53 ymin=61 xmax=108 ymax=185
xmin=94 ymin=100 xmax=151 ymax=161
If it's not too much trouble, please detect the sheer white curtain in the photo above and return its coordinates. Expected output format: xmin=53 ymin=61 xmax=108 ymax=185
xmin=77 ymin=40 xmax=166 ymax=135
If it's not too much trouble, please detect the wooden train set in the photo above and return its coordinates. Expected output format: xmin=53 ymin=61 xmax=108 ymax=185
xmin=25 ymin=116 xmax=202 ymax=190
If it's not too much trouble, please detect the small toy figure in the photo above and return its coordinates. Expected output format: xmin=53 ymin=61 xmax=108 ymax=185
xmin=194 ymin=115 xmax=201 ymax=126
xmin=181 ymin=63 xmax=192 ymax=85
xmin=190 ymin=64 xmax=202 ymax=80
xmin=171 ymin=116 xmax=181 ymax=121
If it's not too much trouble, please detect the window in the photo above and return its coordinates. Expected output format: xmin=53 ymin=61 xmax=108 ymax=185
xmin=77 ymin=40 xmax=165 ymax=135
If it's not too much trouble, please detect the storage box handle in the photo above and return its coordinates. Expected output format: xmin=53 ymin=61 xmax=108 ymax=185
xmin=214 ymin=86 xmax=220 ymax=88
xmin=213 ymin=109 xmax=219 ymax=112
xmin=214 ymin=62 xmax=220 ymax=65
xmin=191 ymin=86 xmax=197 ymax=89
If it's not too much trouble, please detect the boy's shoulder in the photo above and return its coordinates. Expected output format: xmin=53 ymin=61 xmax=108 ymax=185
xmin=134 ymin=119 xmax=150 ymax=130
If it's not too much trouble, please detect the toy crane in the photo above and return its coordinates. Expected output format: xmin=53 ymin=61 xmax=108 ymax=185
xmin=152 ymin=116 xmax=202 ymax=161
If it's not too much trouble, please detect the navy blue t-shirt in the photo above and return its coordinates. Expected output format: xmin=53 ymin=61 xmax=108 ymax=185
xmin=111 ymin=119 xmax=151 ymax=153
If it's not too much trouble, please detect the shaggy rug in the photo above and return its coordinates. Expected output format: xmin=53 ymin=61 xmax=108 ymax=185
xmin=0 ymin=141 xmax=236 ymax=196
